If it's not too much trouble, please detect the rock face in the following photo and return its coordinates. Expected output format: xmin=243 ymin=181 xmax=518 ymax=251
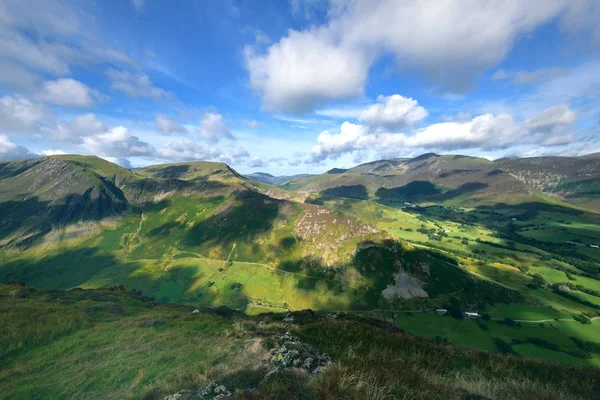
xmin=267 ymin=332 xmax=333 ymax=377
xmin=381 ymin=272 xmax=428 ymax=300
xmin=163 ymin=381 xmax=231 ymax=400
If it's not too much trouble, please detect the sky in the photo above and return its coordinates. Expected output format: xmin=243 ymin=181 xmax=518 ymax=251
xmin=0 ymin=0 xmax=599 ymax=175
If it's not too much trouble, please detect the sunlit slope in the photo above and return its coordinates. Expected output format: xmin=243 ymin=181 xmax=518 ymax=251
xmin=282 ymin=153 xmax=600 ymax=210
xmin=2 ymin=156 xmax=499 ymax=313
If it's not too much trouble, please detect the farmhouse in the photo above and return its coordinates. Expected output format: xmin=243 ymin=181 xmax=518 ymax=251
xmin=464 ymin=311 xmax=480 ymax=319
xmin=435 ymin=309 xmax=448 ymax=316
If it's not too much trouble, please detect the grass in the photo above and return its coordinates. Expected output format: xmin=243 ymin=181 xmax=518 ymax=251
xmin=395 ymin=313 xmax=498 ymax=352
xmin=2 ymin=283 xmax=600 ymax=400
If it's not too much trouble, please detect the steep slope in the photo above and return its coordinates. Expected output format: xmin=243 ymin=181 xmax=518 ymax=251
xmin=496 ymin=156 xmax=600 ymax=211
xmin=2 ymin=156 xmax=483 ymax=314
xmin=0 ymin=156 xmax=130 ymax=247
xmin=284 ymin=154 xmax=530 ymax=206
xmin=284 ymin=153 xmax=600 ymax=210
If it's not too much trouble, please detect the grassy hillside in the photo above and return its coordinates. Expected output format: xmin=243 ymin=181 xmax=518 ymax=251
xmin=1 ymin=283 xmax=599 ymax=400
xmin=283 ymin=153 xmax=600 ymax=211
xmin=1 ymin=154 xmax=599 ymax=370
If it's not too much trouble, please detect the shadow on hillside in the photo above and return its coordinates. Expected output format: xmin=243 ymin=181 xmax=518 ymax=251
xmin=144 ymin=164 xmax=190 ymax=179
xmin=0 ymin=247 xmax=127 ymax=290
xmin=376 ymin=181 xmax=441 ymax=201
xmin=182 ymin=190 xmax=282 ymax=251
xmin=0 ymin=191 xmax=128 ymax=248
xmin=320 ymin=185 xmax=368 ymax=200
xmin=273 ymin=238 xmax=502 ymax=311
xmin=0 ymin=247 xmax=251 ymax=310
xmin=437 ymin=169 xmax=474 ymax=178
xmin=435 ymin=182 xmax=488 ymax=201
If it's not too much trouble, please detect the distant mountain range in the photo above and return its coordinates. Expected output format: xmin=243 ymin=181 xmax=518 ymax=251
xmin=267 ymin=152 xmax=600 ymax=212
xmin=244 ymin=172 xmax=315 ymax=186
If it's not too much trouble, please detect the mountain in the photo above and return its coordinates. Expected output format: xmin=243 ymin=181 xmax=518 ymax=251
xmin=496 ymin=156 xmax=600 ymax=211
xmin=1 ymin=155 xmax=478 ymax=314
xmin=283 ymin=153 xmax=600 ymax=212
xmin=245 ymin=171 xmax=315 ymax=186
xmin=2 ymin=153 xmax=600 ymax=371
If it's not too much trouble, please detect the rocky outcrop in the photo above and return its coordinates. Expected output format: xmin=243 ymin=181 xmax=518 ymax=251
xmin=266 ymin=332 xmax=333 ymax=378
xmin=163 ymin=381 xmax=231 ymax=400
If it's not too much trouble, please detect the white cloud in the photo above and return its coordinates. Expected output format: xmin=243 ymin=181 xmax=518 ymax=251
xmin=101 ymin=156 xmax=132 ymax=168
xmin=0 ymin=27 xmax=71 ymax=74
xmin=82 ymin=126 xmax=155 ymax=158
xmin=0 ymin=135 xmax=35 ymax=160
xmin=525 ymin=103 xmax=576 ymax=133
xmin=199 ymin=112 xmax=234 ymax=142
xmin=38 ymin=78 xmax=100 ymax=107
xmin=359 ymin=94 xmax=428 ymax=130
xmin=245 ymin=28 xmax=370 ymax=112
xmin=247 ymin=157 xmax=267 ymax=168
xmin=155 ymin=113 xmax=187 ymax=135
xmin=108 ymin=69 xmax=173 ymax=101
xmin=407 ymin=114 xmax=520 ymax=151
xmin=0 ymin=95 xmax=49 ymax=132
xmin=156 ymin=139 xmax=217 ymax=162
xmin=156 ymin=139 xmax=250 ymax=166
xmin=310 ymin=121 xmax=406 ymax=162
xmin=40 ymin=149 xmax=66 ymax=156
xmin=247 ymin=0 xmax=600 ymax=110
xmin=306 ymin=103 xmax=580 ymax=163
xmin=0 ymin=61 xmax=38 ymax=88
xmin=48 ymin=113 xmax=106 ymax=142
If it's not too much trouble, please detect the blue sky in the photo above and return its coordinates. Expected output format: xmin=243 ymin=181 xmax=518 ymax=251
xmin=0 ymin=0 xmax=599 ymax=174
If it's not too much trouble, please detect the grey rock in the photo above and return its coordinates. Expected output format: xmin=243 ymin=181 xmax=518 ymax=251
xmin=163 ymin=381 xmax=231 ymax=400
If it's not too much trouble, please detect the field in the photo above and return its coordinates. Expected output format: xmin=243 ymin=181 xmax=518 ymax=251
xmin=310 ymin=195 xmax=600 ymax=364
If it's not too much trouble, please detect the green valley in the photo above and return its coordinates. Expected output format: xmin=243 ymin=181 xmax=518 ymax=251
xmin=1 ymin=153 xmax=600 ymax=399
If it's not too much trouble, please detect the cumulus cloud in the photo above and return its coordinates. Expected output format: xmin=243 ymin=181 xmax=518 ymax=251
xmin=101 ymin=156 xmax=132 ymax=168
xmin=155 ymin=113 xmax=187 ymax=135
xmin=306 ymin=103 xmax=579 ymax=163
xmin=245 ymin=28 xmax=370 ymax=113
xmin=0 ymin=135 xmax=36 ymax=160
xmin=310 ymin=122 xmax=406 ymax=162
xmin=40 ymin=149 xmax=66 ymax=156
xmin=82 ymin=126 xmax=155 ymax=158
xmin=247 ymin=157 xmax=267 ymax=168
xmin=0 ymin=61 xmax=39 ymax=89
xmin=359 ymin=94 xmax=428 ymax=130
xmin=525 ymin=103 xmax=576 ymax=133
xmin=247 ymin=0 xmax=600 ymax=110
xmin=0 ymin=95 xmax=49 ymax=132
xmin=156 ymin=139 xmax=217 ymax=162
xmin=108 ymin=69 xmax=173 ymax=101
xmin=199 ymin=112 xmax=234 ymax=142
xmin=38 ymin=78 xmax=101 ymax=107
xmin=406 ymin=114 xmax=519 ymax=151
xmin=48 ymin=113 xmax=106 ymax=142
xmin=156 ymin=139 xmax=250 ymax=166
